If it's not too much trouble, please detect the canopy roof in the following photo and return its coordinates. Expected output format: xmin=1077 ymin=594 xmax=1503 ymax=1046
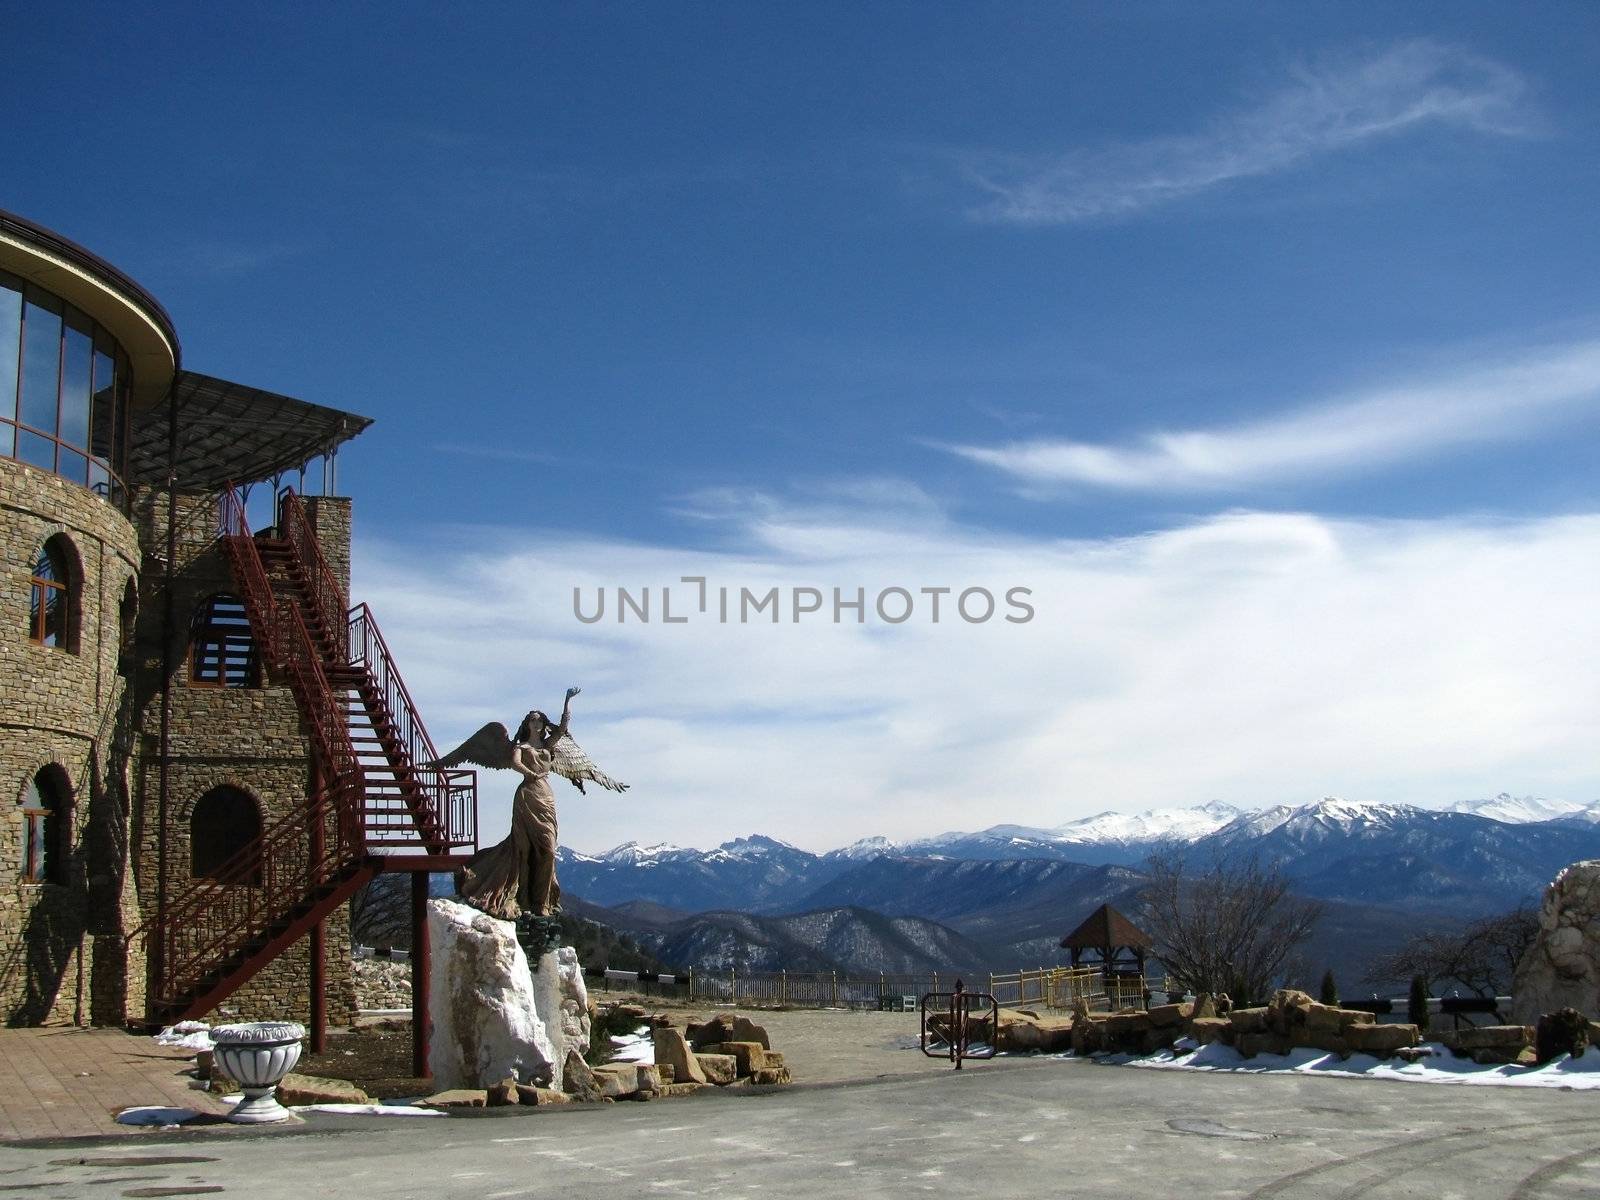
xmin=127 ymin=370 xmax=372 ymax=490
xmin=1059 ymin=903 xmax=1153 ymax=952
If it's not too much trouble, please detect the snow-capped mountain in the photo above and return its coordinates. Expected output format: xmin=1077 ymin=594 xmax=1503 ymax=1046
xmin=825 ymin=835 xmax=900 ymax=861
xmin=1443 ymin=793 xmax=1590 ymax=824
xmin=557 ymin=835 xmax=847 ymax=913
xmin=1051 ymin=800 xmax=1246 ymax=845
xmin=1197 ymin=796 xmax=1600 ymax=914
xmin=853 ymin=801 xmax=1249 ymax=866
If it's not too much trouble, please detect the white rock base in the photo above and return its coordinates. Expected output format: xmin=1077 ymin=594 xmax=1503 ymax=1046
xmin=427 ymin=899 xmax=565 ymax=1091
xmin=557 ymin=945 xmax=592 ymax=1056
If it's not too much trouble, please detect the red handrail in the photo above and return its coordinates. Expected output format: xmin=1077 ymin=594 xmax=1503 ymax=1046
xmin=278 ymin=488 xmax=347 ymax=659
xmin=142 ymin=484 xmax=478 ymax=1016
xmin=217 ymin=487 xmax=282 ymax=669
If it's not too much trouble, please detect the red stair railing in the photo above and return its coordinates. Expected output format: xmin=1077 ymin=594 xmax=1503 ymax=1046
xmin=147 ymin=771 xmax=366 ymax=1011
xmin=277 ymin=487 xmax=347 ymax=658
xmin=347 ymin=604 xmax=476 ymax=851
xmin=278 ymin=487 xmax=473 ymax=854
xmin=216 ymin=488 xmax=283 ymax=669
xmin=140 ymin=484 xmax=478 ymax=1018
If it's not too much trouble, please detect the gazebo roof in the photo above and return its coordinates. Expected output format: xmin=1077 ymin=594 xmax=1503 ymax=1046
xmin=1059 ymin=903 xmax=1152 ymax=951
xmin=127 ymin=370 xmax=372 ymax=490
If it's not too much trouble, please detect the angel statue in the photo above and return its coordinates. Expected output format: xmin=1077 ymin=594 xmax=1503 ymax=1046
xmin=433 ymin=687 xmax=628 ymax=923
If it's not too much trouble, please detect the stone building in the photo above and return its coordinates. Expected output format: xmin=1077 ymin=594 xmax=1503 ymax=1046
xmin=1 ymin=210 xmax=475 ymax=1043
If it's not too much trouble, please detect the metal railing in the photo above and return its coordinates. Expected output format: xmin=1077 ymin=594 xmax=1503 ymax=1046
xmin=987 ymin=966 xmax=1160 ymax=1011
xmin=143 ymin=484 xmax=477 ymax=1015
xmin=277 ymin=488 xmax=347 ymax=659
xmin=346 ymin=603 xmax=475 ymax=852
xmin=148 ymin=774 xmax=367 ymax=1009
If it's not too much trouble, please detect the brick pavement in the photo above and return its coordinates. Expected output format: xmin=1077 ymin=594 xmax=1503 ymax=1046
xmin=0 ymin=1026 xmax=230 ymax=1140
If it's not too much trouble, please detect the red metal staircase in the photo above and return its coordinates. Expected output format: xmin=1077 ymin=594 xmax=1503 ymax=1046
xmin=140 ymin=486 xmax=476 ymax=1023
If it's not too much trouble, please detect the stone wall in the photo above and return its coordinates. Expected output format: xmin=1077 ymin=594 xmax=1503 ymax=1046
xmin=0 ymin=459 xmax=142 ymax=1025
xmin=2 ymin=471 xmax=365 ymax=1027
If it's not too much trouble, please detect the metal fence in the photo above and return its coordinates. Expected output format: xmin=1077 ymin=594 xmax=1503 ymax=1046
xmin=586 ymin=964 xmax=1168 ymax=1012
xmin=986 ymin=966 xmax=1167 ymax=1012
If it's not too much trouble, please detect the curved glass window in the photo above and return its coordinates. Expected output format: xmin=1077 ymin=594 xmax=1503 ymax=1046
xmin=0 ymin=268 xmax=131 ymax=507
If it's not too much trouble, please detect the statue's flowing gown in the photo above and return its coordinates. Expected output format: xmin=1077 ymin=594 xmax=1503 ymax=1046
xmin=457 ymin=744 xmax=561 ymax=920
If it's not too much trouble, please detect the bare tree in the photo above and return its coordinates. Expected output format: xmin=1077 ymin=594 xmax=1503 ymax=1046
xmin=1138 ymin=848 xmax=1324 ymax=1006
xmin=1363 ymin=907 xmax=1538 ymax=997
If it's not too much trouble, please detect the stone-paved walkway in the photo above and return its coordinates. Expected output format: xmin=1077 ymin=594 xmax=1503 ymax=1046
xmin=0 ymin=1026 xmax=230 ymax=1140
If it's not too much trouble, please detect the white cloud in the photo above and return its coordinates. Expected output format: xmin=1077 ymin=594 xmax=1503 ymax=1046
xmin=357 ymin=495 xmax=1600 ymax=855
xmin=944 ymin=337 xmax=1600 ymax=492
xmin=957 ymin=40 xmax=1532 ymax=224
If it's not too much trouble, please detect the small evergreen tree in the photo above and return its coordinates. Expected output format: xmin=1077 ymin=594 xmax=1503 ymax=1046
xmin=1408 ymin=974 xmax=1430 ymax=1033
xmin=1319 ymin=969 xmax=1338 ymax=1006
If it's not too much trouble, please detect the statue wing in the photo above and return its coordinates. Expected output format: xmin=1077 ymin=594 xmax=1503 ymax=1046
xmin=550 ymin=736 xmax=629 ymax=794
xmin=430 ymin=722 xmax=516 ymax=771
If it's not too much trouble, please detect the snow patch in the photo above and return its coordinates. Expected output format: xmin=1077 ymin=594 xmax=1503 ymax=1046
xmin=1118 ymin=1041 xmax=1600 ymax=1089
xmin=291 ymin=1103 xmax=446 ymax=1117
xmin=154 ymin=1021 xmax=213 ymax=1051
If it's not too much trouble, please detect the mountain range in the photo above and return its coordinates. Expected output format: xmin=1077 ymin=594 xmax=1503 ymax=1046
xmin=556 ymin=794 xmax=1600 ymax=984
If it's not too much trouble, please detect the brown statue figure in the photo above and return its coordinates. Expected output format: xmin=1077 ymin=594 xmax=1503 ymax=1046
xmin=433 ymin=687 xmax=628 ymax=921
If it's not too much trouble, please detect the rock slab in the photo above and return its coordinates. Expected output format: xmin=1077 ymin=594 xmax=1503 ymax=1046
xmin=426 ymin=898 xmax=561 ymax=1092
xmin=556 ymin=946 xmax=592 ymax=1056
xmin=653 ymin=1027 xmax=708 ymax=1085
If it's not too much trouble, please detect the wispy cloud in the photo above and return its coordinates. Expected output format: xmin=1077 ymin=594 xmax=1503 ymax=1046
xmin=183 ymin=238 xmax=309 ymax=277
xmin=956 ymin=40 xmax=1533 ymax=224
xmin=942 ymin=336 xmax=1600 ymax=492
xmin=436 ymin=443 xmax=559 ymax=466
xmin=358 ymin=491 xmax=1600 ymax=853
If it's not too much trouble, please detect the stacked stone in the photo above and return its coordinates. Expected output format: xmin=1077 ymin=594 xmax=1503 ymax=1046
xmin=1072 ymin=989 xmax=1424 ymax=1061
xmin=0 ymin=461 xmax=143 ymax=1025
xmin=352 ymin=958 xmax=412 ymax=1010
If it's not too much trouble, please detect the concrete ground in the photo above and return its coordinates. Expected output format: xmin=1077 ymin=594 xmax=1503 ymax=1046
xmin=4 ymin=1010 xmax=1599 ymax=1197
xmin=3 ymin=1056 xmax=1599 ymax=1198
xmin=3 ymin=1007 xmax=1600 ymax=1198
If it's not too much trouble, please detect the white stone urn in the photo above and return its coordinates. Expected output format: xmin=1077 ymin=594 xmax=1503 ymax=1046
xmin=211 ymin=1022 xmax=306 ymax=1124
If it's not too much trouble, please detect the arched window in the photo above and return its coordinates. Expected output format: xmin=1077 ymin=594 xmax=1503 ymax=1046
xmin=27 ymin=535 xmax=76 ymax=650
xmin=19 ymin=766 xmax=71 ymax=885
xmin=190 ymin=786 xmax=263 ymax=883
xmin=189 ymin=594 xmax=259 ymax=687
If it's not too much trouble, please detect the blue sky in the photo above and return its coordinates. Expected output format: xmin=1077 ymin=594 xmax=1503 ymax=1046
xmin=8 ymin=4 xmax=1600 ymax=851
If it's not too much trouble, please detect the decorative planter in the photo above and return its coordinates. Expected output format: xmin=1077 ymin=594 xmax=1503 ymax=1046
xmin=211 ymin=1022 xmax=306 ymax=1124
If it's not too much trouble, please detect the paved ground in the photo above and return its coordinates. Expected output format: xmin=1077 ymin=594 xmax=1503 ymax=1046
xmin=4 ymin=1011 xmax=1600 ymax=1198
xmin=671 ymin=1007 xmax=994 ymax=1084
xmin=0 ymin=1028 xmax=229 ymax=1140
xmin=3 ymin=1055 xmax=1599 ymax=1198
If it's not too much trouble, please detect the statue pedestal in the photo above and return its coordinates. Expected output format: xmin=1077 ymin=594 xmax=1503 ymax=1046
xmin=515 ymin=913 xmax=565 ymax=964
xmin=426 ymin=899 xmax=562 ymax=1091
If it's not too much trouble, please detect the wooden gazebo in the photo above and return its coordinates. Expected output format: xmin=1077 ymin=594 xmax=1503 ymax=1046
xmin=1059 ymin=903 xmax=1152 ymax=979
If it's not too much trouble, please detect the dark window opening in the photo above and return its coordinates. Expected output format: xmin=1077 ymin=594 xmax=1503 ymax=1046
xmin=189 ymin=594 xmax=259 ymax=687
xmin=119 ymin=578 xmax=138 ymax=655
xmin=20 ymin=766 xmax=70 ymax=885
xmin=190 ymin=786 xmax=263 ymax=882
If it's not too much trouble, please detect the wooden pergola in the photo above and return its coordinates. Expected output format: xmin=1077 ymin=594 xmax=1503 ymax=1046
xmin=1059 ymin=903 xmax=1152 ymax=979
